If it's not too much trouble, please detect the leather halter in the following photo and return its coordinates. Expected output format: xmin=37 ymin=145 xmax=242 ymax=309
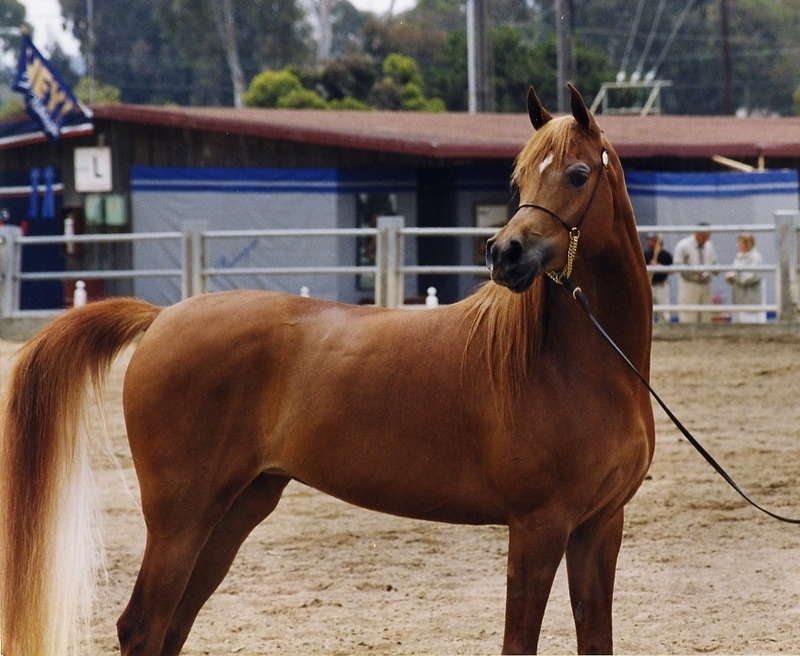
xmin=514 ymin=147 xmax=609 ymax=285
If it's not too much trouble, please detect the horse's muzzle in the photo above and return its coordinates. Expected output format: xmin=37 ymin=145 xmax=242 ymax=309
xmin=486 ymin=235 xmax=551 ymax=292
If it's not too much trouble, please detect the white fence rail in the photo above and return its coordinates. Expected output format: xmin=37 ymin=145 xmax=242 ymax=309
xmin=1 ymin=211 xmax=798 ymax=320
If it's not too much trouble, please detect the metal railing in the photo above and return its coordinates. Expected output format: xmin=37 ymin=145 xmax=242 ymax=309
xmin=639 ymin=218 xmax=796 ymax=320
xmin=1 ymin=211 xmax=798 ymax=320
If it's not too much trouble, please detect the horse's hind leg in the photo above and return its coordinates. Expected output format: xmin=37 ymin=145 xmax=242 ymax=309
xmin=565 ymin=509 xmax=624 ymax=654
xmin=116 ymin=469 xmax=268 ymax=655
xmin=117 ymin=516 xmax=216 ymax=655
xmin=160 ymin=473 xmax=290 ymax=656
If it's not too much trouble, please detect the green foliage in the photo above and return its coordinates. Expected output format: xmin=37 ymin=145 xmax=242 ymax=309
xmin=368 ymin=77 xmax=403 ymax=110
xmin=359 ymin=15 xmax=448 ymax=97
xmin=382 ymin=54 xmax=423 ymax=88
xmin=521 ymin=34 xmax=612 ymax=111
xmin=402 ymin=88 xmax=445 ymax=112
xmin=243 ymin=69 xmax=304 ymax=108
xmin=327 ymin=96 xmax=371 ymax=110
xmin=58 ymin=0 xmax=314 ymax=106
xmin=330 ymin=0 xmax=369 ymax=57
xmin=276 ymin=88 xmax=327 ymax=109
xmin=426 ymin=30 xmax=468 ymax=111
xmin=60 ymin=0 xmax=185 ymax=104
xmin=576 ymin=0 xmax=800 ymax=115
xmin=74 ymin=78 xmax=122 ymax=104
xmin=317 ymin=56 xmax=376 ymax=102
xmin=424 ymin=26 xmax=610 ymax=113
xmin=0 ymin=0 xmax=27 ymax=54
xmin=29 ymin=0 xmax=800 ymax=115
xmin=370 ymin=53 xmax=445 ymax=110
xmin=244 ymin=55 xmax=444 ymax=112
xmin=243 ymin=66 xmax=355 ymax=109
xmin=492 ymin=26 xmax=542 ymax=113
xmin=0 ymin=96 xmax=25 ymax=119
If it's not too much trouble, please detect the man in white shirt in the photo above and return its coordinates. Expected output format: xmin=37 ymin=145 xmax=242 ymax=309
xmin=673 ymin=226 xmax=717 ymax=323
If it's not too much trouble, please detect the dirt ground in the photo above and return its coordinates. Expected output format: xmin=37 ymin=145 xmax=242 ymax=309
xmin=2 ymin=334 xmax=800 ymax=655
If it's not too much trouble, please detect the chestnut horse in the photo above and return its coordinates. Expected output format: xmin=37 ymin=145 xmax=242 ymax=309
xmin=0 ymin=85 xmax=654 ymax=655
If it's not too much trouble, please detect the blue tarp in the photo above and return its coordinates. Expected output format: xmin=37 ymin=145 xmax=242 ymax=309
xmin=626 ymin=169 xmax=799 ymax=198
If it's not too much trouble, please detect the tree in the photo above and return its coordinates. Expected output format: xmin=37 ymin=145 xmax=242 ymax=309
xmin=316 ymin=55 xmax=376 ymax=102
xmin=329 ymin=1 xmax=369 ymax=57
xmin=424 ymin=24 xmax=609 ymax=113
xmin=243 ymin=69 xmax=312 ymax=107
xmin=360 ymin=15 xmax=448 ymax=95
xmin=492 ymin=26 xmax=540 ymax=113
xmin=74 ymin=77 xmax=121 ymax=104
xmin=370 ymin=53 xmax=444 ymax=111
xmin=0 ymin=0 xmax=27 ymax=57
xmin=58 ymin=0 xmax=314 ymax=106
xmin=60 ymin=0 xmax=191 ymax=105
xmin=721 ymin=0 xmax=800 ymax=115
xmin=574 ymin=0 xmax=800 ymax=115
xmin=244 ymin=55 xmax=444 ymax=111
xmin=41 ymin=41 xmax=80 ymax=88
xmin=426 ymin=30 xmax=468 ymax=110
xmin=210 ymin=0 xmax=246 ymax=107
xmin=152 ymin=0 xmax=314 ymax=105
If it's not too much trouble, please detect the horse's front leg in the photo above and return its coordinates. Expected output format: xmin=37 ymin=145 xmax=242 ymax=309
xmin=502 ymin=514 xmax=570 ymax=654
xmin=565 ymin=508 xmax=624 ymax=654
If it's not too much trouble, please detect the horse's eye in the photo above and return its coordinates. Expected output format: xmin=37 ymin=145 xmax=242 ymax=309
xmin=566 ymin=164 xmax=590 ymax=188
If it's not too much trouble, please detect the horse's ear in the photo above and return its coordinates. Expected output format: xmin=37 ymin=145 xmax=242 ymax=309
xmin=568 ymin=83 xmax=600 ymax=134
xmin=527 ymin=86 xmax=552 ymax=131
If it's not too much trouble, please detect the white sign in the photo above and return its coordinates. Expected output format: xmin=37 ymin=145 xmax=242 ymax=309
xmin=74 ymin=146 xmax=112 ymax=192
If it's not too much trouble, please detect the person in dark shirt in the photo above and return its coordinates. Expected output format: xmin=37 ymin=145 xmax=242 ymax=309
xmin=644 ymin=233 xmax=673 ymax=323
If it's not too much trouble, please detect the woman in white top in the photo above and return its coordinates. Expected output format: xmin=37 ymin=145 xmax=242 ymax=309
xmin=725 ymin=232 xmax=766 ymax=323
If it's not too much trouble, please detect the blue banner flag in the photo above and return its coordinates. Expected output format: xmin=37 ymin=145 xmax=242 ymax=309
xmin=12 ymin=34 xmax=91 ymax=142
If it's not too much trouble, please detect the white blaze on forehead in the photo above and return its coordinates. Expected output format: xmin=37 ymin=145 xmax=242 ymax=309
xmin=538 ymin=151 xmax=554 ymax=174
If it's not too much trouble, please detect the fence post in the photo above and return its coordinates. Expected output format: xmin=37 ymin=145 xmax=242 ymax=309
xmin=181 ymin=221 xmax=208 ymax=299
xmin=375 ymin=216 xmax=404 ymax=308
xmin=774 ymin=210 xmax=798 ymax=322
xmin=0 ymin=225 xmax=22 ymax=317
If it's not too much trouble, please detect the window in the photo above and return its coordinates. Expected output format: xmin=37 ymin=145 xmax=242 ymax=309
xmin=356 ymin=192 xmax=398 ymax=291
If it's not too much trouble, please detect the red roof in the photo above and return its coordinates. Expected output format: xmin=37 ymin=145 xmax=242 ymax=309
xmin=30 ymin=104 xmax=800 ymax=161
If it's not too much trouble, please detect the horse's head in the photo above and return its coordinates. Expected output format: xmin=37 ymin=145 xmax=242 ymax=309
xmin=486 ymin=84 xmax=616 ymax=292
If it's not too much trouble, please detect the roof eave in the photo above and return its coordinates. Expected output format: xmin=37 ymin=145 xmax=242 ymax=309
xmin=91 ymin=105 xmax=520 ymax=160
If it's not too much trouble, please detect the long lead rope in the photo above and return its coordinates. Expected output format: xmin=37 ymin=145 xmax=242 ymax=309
xmin=558 ymin=275 xmax=800 ymax=525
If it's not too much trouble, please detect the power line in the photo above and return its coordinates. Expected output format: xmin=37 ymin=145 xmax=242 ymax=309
xmin=617 ymin=0 xmax=647 ymax=80
xmin=633 ymin=0 xmax=666 ymax=81
xmin=648 ymin=0 xmax=697 ymax=79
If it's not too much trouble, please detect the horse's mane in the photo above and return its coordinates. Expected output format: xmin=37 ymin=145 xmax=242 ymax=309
xmin=455 ymin=277 xmax=546 ymax=406
xmin=454 ymin=117 xmax=577 ymax=414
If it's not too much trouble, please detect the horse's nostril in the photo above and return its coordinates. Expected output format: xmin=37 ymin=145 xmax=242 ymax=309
xmin=487 ymin=238 xmax=525 ymax=272
xmin=506 ymin=239 xmax=524 ymax=267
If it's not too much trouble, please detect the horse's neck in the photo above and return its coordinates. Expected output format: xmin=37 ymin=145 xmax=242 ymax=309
xmin=547 ymin=225 xmax=652 ymax=373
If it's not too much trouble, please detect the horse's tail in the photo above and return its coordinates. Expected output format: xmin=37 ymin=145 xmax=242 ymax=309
xmin=0 ymin=298 xmax=161 ymax=656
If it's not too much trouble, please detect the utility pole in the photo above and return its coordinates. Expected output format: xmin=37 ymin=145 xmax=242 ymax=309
xmin=87 ymin=0 xmax=96 ymax=103
xmin=467 ymin=0 xmax=491 ymax=113
xmin=555 ymin=0 xmax=572 ymax=113
xmin=720 ymin=0 xmax=734 ymax=114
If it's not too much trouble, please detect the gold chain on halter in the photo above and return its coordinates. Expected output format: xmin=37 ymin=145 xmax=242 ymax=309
xmin=546 ymin=227 xmax=580 ymax=285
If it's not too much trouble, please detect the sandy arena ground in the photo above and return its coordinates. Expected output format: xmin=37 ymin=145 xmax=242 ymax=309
xmin=2 ymin=334 xmax=800 ymax=654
